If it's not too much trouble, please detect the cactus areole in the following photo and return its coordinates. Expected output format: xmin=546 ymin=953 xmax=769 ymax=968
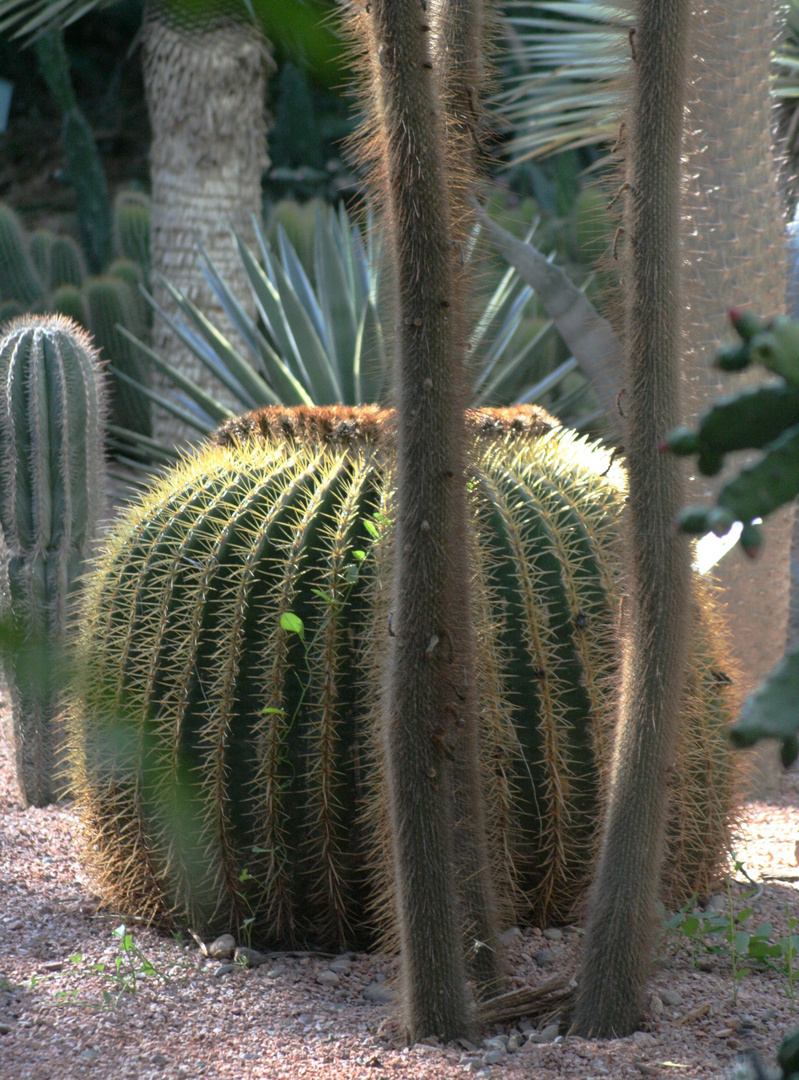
xmin=66 ymin=411 xmax=737 ymax=969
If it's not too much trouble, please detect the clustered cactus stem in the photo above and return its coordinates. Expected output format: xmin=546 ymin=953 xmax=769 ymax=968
xmin=572 ymin=0 xmax=692 ymax=1038
xmin=0 ymin=315 xmax=106 ymax=807
xmin=346 ymin=0 xmax=501 ymax=1038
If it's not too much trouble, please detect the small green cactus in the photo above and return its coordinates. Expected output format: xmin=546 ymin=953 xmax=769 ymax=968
xmin=112 ymin=190 xmax=151 ymax=280
xmin=29 ymin=229 xmax=55 ymax=284
xmin=66 ymin=409 xmax=738 ymax=946
xmin=51 ymin=284 xmax=88 ymax=329
xmin=83 ymin=276 xmax=152 ymax=438
xmin=48 ymin=234 xmax=87 ymax=291
xmin=0 ymin=314 xmax=106 ymax=807
xmin=0 ymin=204 xmax=45 ymax=308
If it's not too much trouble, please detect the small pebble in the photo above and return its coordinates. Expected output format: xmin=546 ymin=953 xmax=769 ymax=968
xmin=329 ymin=957 xmax=352 ymax=975
xmin=501 ymin=927 xmax=523 ymax=944
xmin=363 ymin=982 xmax=395 ymax=1004
xmin=265 ymin=965 xmax=286 ymax=979
xmin=530 ymin=1023 xmax=560 ymax=1044
xmin=543 ymin=928 xmax=563 ymax=941
xmin=235 ymin=946 xmax=270 ymax=969
xmin=0 ymin=1024 xmax=9 ymax=1036
xmin=660 ymin=989 xmax=683 ymax=1007
xmin=317 ymin=970 xmax=340 ymax=987
xmin=632 ymin=1032 xmax=656 ymax=1048
xmin=534 ymin=950 xmax=554 ymax=966
xmin=484 ymin=1050 xmax=504 ymax=1065
xmin=507 ymin=1032 xmax=522 ymax=1053
xmin=207 ymin=934 xmax=236 ymax=960
xmin=213 ymin=963 xmax=236 ymax=977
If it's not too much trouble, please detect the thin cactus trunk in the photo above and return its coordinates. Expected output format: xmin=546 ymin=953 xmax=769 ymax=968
xmin=347 ymin=0 xmax=501 ymax=1040
xmin=142 ymin=1 xmax=272 ymax=446
xmin=681 ymin=0 xmax=792 ymax=797
xmin=572 ymin=0 xmax=692 ymax=1038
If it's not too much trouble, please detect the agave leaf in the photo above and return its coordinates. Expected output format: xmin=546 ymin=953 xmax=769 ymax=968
xmin=106 ymin=423 xmax=182 ymax=467
xmin=116 ymin=326 xmax=233 ymax=425
xmin=108 ymin=365 xmax=214 ymax=435
xmin=268 ymin=248 xmax=344 ymax=402
xmin=474 ymin=201 xmax=623 ymax=435
xmin=276 ymin=224 xmax=328 ymax=345
xmin=148 ymin=276 xmax=270 ymax=410
xmin=516 ymin=356 xmax=578 ymax=404
xmin=313 ymin=213 xmax=358 ymax=403
xmin=476 ymin=320 xmax=560 ymax=406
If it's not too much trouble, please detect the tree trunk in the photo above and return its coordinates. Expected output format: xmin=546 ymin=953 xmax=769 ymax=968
xmin=681 ymin=0 xmax=791 ymax=797
xmin=142 ymin=2 xmax=272 ymax=446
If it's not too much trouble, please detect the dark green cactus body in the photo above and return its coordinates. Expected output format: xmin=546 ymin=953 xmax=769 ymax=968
xmin=0 ymin=315 xmax=106 ymax=806
xmin=84 ymin=276 xmax=152 ymax=438
xmin=0 ymin=204 xmax=44 ymax=307
xmin=67 ymin=414 xmax=737 ymax=945
xmin=48 ymin=235 xmax=87 ymax=291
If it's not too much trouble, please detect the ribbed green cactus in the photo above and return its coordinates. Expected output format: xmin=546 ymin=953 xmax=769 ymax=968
xmin=51 ymin=284 xmax=88 ymax=329
xmin=0 ymin=204 xmax=45 ymax=308
xmin=29 ymin=230 xmax=55 ymax=285
xmin=112 ymin=191 xmax=151 ymax=279
xmin=0 ymin=315 xmax=106 ymax=807
xmin=66 ymin=409 xmax=737 ymax=946
xmin=83 ymin=277 xmax=152 ymax=438
xmin=49 ymin=235 xmax=87 ymax=291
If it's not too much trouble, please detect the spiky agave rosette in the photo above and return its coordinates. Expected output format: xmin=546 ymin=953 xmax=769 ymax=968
xmin=65 ymin=408 xmax=739 ymax=947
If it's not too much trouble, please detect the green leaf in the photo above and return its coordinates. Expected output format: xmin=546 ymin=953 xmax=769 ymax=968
xmin=681 ymin=915 xmax=699 ymax=937
xmin=364 ymin=520 xmax=379 ymax=539
xmin=280 ymin=611 xmax=305 ymax=640
xmin=733 ymin=930 xmax=750 ymax=955
xmin=729 ymin=643 xmax=799 ymax=763
xmin=261 ymin=706 xmax=285 ymax=715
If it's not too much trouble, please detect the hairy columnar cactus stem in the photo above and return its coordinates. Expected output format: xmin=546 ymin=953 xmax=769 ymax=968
xmin=350 ymin=0 xmax=500 ymax=1037
xmin=572 ymin=0 xmax=692 ymax=1038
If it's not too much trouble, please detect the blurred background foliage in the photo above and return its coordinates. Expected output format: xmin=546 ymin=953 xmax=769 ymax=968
xmin=2 ymin=0 xmax=798 ymax=464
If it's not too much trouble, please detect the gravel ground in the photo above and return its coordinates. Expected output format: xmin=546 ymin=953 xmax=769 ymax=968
xmin=2 ymin=688 xmax=799 ymax=1080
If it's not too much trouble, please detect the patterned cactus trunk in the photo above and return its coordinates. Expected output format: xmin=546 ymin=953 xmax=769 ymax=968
xmin=66 ymin=408 xmax=737 ymax=946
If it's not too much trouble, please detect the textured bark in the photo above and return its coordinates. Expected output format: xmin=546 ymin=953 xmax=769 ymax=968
xmin=572 ymin=0 xmax=692 ymax=1038
xmin=681 ymin=0 xmax=791 ymax=797
xmin=142 ymin=3 xmax=272 ymax=445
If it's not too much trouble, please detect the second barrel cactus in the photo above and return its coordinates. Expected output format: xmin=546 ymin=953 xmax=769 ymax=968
xmin=66 ymin=407 xmax=737 ymax=946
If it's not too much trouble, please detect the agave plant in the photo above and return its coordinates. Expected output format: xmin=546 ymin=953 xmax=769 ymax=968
xmin=110 ymin=200 xmax=599 ymax=465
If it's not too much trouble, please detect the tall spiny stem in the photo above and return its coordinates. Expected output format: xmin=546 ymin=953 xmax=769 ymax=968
xmin=352 ymin=0 xmax=494 ymax=1040
xmin=436 ymin=0 xmax=504 ymax=1000
xmin=572 ymin=0 xmax=692 ymax=1037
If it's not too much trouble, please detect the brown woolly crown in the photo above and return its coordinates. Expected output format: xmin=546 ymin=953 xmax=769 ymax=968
xmin=212 ymin=403 xmax=558 ymax=448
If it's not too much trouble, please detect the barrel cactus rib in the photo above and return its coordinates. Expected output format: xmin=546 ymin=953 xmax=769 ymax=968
xmin=472 ymin=457 xmax=601 ymax=917
xmin=72 ymin=455 xmax=271 ymax=923
xmin=66 ymin=414 xmax=739 ymax=945
xmin=300 ymin=451 xmax=382 ymax=944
